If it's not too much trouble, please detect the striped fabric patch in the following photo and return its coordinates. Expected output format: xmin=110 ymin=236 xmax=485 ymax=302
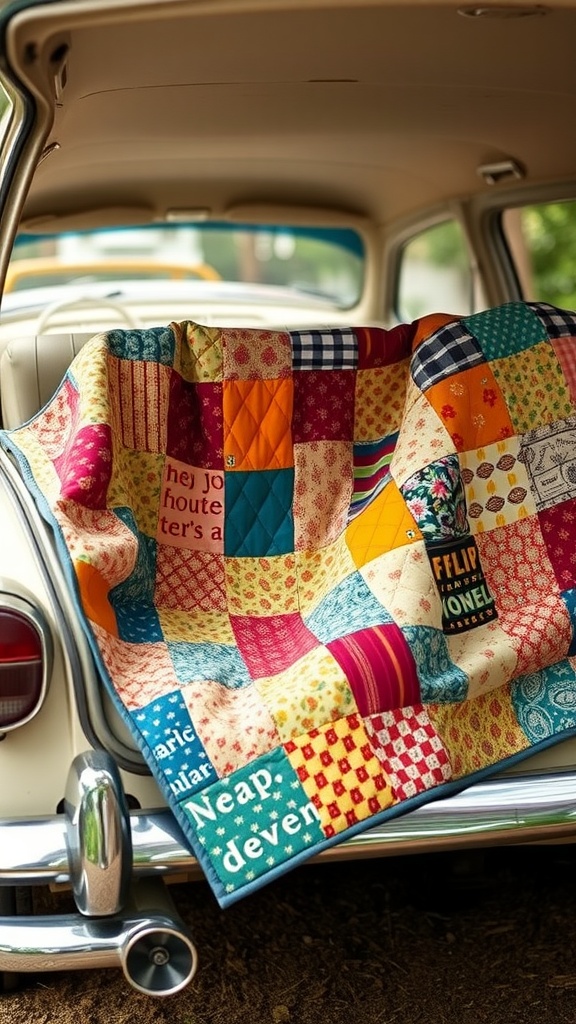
xmin=327 ymin=623 xmax=420 ymax=715
xmin=349 ymin=433 xmax=397 ymax=520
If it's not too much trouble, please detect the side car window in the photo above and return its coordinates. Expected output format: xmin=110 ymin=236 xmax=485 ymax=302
xmin=502 ymin=200 xmax=576 ymax=310
xmin=395 ymin=219 xmax=477 ymax=322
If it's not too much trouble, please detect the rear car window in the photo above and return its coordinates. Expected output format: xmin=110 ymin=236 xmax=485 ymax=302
xmin=8 ymin=223 xmax=365 ymax=311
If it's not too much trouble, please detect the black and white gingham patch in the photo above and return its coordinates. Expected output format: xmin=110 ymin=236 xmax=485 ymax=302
xmin=528 ymin=302 xmax=576 ymax=339
xmin=290 ymin=328 xmax=358 ymax=370
xmin=411 ymin=321 xmax=486 ymax=391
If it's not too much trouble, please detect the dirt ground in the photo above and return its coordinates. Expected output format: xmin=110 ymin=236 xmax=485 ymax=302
xmin=2 ymin=844 xmax=576 ymax=1024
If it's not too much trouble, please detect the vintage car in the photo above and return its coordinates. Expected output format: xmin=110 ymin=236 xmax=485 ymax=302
xmin=2 ymin=0 xmax=576 ymax=1000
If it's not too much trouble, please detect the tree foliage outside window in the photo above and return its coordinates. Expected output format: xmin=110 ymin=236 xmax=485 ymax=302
xmin=505 ymin=201 xmax=576 ymax=311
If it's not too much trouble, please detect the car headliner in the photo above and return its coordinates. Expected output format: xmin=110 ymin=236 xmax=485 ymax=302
xmin=2 ymin=0 xmax=576 ymax=242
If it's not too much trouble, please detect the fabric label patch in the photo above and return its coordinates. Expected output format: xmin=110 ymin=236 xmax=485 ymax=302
xmin=133 ymin=690 xmax=218 ymax=798
xmin=180 ymin=747 xmax=325 ymax=898
xmin=157 ymin=456 xmax=224 ymax=552
xmin=427 ymin=535 xmax=497 ymax=633
xmin=519 ymin=417 xmax=576 ymax=511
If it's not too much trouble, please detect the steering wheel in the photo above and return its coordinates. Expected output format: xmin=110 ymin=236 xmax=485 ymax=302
xmin=35 ymin=295 xmax=143 ymax=334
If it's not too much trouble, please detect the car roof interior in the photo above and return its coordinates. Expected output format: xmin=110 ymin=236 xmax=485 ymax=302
xmin=4 ymin=0 xmax=576 ymax=239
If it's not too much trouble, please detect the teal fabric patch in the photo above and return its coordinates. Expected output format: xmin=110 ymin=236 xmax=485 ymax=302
xmin=402 ymin=624 xmax=468 ymax=703
xmin=180 ymin=746 xmax=325 ymax=898
xmin=463 ymin=302 xmax=546 ymax=362
xmin=168 ymin=640 xmax=252 ymax=687
xmin=133 ymin=690 xmax=218 ymax=799
xmin=224 ymin=469 xmax=294 ymax=556
xmin=305 ymin=571 xmax=393 ymax=644
xmin=106 ymin=326 xmax=176 ymax=364
xmin=511 ymin=660 xmax=576 ymax=743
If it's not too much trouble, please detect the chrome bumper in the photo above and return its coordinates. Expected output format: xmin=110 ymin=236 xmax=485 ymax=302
xmin=2 ymin=768 xmax=576 ymax=886
xmin=1 ymin=751 xmax=576 ymax=995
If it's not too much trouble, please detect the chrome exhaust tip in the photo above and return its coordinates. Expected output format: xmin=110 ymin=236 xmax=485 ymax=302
xmin=0 ymin=880 xmax=198 ymax=996
xmin=122 ymin=920 xmax=197 ymax=996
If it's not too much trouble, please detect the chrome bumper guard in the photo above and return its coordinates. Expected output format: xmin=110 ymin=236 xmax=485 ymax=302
xmin=1 ymin=751 xmax=576 ymax=994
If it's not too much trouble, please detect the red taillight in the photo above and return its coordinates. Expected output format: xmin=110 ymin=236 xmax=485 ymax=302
xmin=0 ymin=609 xmax=44 ymax=728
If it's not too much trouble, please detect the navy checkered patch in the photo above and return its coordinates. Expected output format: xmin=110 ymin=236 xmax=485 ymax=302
xmin=290 ymin=328 xmax=358 ymax=370
xmin=528 ymin=302 xmax=576 ymax=339
xmin=411 ymin=320 xmax=486 ymax=391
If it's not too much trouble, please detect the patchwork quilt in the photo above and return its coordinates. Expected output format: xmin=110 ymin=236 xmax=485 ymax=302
xmin=4 ymin=301 xmax=576 ymax=907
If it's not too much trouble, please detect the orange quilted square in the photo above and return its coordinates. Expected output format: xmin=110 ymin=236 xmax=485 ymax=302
xmin=223 ymin=378 xmax=294 ymax=471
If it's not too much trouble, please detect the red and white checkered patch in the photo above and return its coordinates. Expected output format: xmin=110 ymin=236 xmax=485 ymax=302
xmin=366 ymin=706 xmax=452 ymax=801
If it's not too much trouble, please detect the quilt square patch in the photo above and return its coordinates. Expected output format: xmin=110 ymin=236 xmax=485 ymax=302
xmin=497 ymin=594 xmax=572 ymax=677
xmin=225 ymin=554 xmax=298 ymax=616
xmin=290 ymin=328 xmax=357 ymax=371
xmin=294 ymin=440 xmax=352 ymax=551
xmin=350 ymin=434 xmax=397 ymax=519
xmin=108 ymin=356 xmax=171 ymax=453
xmin=355 ymin=323 xmax=415 ymax=370
xmin=460 ymin=437 xmax=536 ymax=533
xmin=305 ymin=569 xmax=393 ymax=645
xmin=166 ymin=376 xmax=223 ymax=467
xmin=411 ymin=319 xmax=486 ymax=392
xmin=446 ymin=618 xmax=518 ymax=700
xmin=519 ymin=416 xmax=576 ymax=512
xmin=361 ymin=542 xmax=441 ymax=629
xmin=475 ymin=516 xmax=558 ymax=613
xmin=491 ymin=341 xmax=573 ymax=434
xmin=292 ymin=370 xmax=355 ymax=443
xmin=354 ymin=364 xmax=408 ymax=441
xmin=157 ymin=457 xmax=224 ymax=553
xmin=463 ymin=301 xmax=546 ymax=361
xmin=55 ymin=502 xmax=139 ymax=590
xmin=550 ymin=334 xmax=576 ymax=409
xmin=327 ymin=623 xmax=420 ymax=714
xmin=285 ymin=715 xmax=395 ymax=837
xmin=183 ymin=679 xmax=280 ymax=776
xmin=296 ymin=535 xmax=358 ymax=616
xmin=224 ymin=468 xmax=294 ymax=557
xmin=223 ymin=327 xmax=292 ymax=380
xmin=158 ymin=607 xmax=236 ymax=646
xmin=400 ymin=454 xmax=469 ymax=541
xmin=173 ymin=321 xmax=223 ymax=383
xmin=530 ymin=302 xmax=576 ymax=340
xmin=231 ymin=613 xmax=319 ymax=679
xmin=132 ymin=690 xmax=218 ymax=800
xmin=402 ymin=624 xmax=468 ymax=703
xmin=106 ymin=325 xmax=176 ymax=366
xmin=155 ymin=545 xmax=226 ymax=612
xmin=256 ymin=645 xmax=356 ymax=741
xmin=512 ymin=660 xmax=576 ymax=744
xmin=346 ymin=478 xmax=422 ymax=569
xmin=389 ymin=382 xmax=455 ymax=488
xmin=428 ymin=686 xmax=530 ymax=779
xmin=180 ymin=746 xmax=326 ymax=897
xmin=53 ymin=422 xmax=112 ymax=509
xmin=92 ymin=623 xmax=181 ymax=710
xmin=223 ymin=377 xmax=293 ymax=471
xmin=366 ymin=706 xmax=452 ymax=801
xmin=105 ymin=449 xmax=165 ymax=538
xmin=538 ymin=499 xmax=576 ymax=591
xmin=168 ymin=640 xmax=252 ymax=687
xmin=425 ymin=362 xmax=514 ymax=453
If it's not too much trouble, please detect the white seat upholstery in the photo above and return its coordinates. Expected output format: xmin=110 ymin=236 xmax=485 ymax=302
xmin=0 ymin=333 xmax=95 ymax=429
